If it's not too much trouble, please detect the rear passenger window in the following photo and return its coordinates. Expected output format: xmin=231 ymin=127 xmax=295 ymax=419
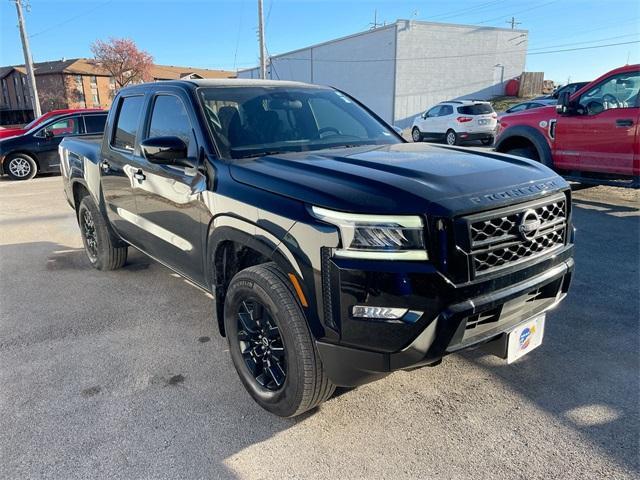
xmin=147 ymin=95 xmax=192 ymax=148
xmin=439 ymin=105 xmax=453 ymax=116
xmin=112 ymin=96 xmax=144 ymax=151
xmin=84 ymin=115 xmax=107 ymax=134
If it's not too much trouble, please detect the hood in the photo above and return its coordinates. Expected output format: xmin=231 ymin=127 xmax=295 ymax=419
xmin=229 ymin=143 xmax=567 ymax=216
xmin=0 ymin=128 xmax=26 ymax=140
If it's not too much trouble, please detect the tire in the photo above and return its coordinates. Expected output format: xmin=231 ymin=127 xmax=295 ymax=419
xmin=445 ymin=129 xmax=459 ymax=146
xmin=504 ymin=146 xmax=539 ymax=161
xmin=5 ymin=153 xmax=37 ymax=181
xmin=224 ymin=262 xmax=335 ymax=417
xmin=481 ymin=136 xmax=494 ymax=146
xmin=411 ymin=127 xmax=423 ymax=142
xmin=77 ymin=196 xmax=127 ymax=271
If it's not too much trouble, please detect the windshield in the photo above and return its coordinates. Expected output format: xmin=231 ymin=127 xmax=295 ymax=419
xmin=457 ymin=104 xmax=494 ymax=115
xmin=23 ymin=116 xmax=44 ymax=130
xmin=198 ymin=86 xmax=400 ymax=159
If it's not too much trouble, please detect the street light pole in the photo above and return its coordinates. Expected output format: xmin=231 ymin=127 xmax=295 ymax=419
xmin=257 ymin=0 xmax=266 ymax=79
xmin=14 ymin=0 xmax=41 ymax=117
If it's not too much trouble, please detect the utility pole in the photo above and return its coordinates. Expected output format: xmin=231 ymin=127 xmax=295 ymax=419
xmin=506 ymin=16 xmax=521 ymax=30
xmin=14 ymin=0 xmax=41 ymax=117
xmin=257 ymin=0 xmax=266 ymax=79
xmin=369 ymin=9 xmax=384 ymax=30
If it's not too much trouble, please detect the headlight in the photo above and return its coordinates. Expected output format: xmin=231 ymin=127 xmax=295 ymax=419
xmin=311 ymin=206 xmax=427 ymax=260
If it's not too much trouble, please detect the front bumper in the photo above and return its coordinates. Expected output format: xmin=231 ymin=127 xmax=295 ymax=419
xmin=316 ymin=246 xmax=574 ymax=387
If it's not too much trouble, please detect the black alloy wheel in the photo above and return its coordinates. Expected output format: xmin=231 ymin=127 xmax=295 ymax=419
xmin=81 ymin=207 xmax=99 ymax=263
xmin=237 ymin=299 xmax=287 ymax=391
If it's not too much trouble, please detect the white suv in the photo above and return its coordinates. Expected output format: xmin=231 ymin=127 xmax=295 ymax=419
xmin=411 ymin=100 xmax=498 ymax=146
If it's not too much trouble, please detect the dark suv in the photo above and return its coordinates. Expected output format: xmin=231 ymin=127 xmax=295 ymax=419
xmin=0 ymin=110 xmax=107 ymax=180
xmin=59 ymin=79 xmax=574 ymax=417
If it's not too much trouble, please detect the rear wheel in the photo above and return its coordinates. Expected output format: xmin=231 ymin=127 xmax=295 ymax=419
xmin=224 ymin=262 xmax=335 ymax=417
xmin=411 ymin=127 xmax=423 ymax=142
xmin=445 ymin=129 xmax=459 ymax=146
xmin=5 ymin=153 xmax=37 ymax=181
xmin=78 ymin=196 xmax=127 ymax=270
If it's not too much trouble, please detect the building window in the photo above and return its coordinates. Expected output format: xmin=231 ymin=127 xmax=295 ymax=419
xmin=74 ymin=74 xmax=86 ymax=107
xmin=92 ymin=93 xmax=100 ymax=106
xmin=90 ymin=75 xmax=97 ymax=87
xmin=109 ymin=77 xmax=116 ymax=89
xmin=21 ymin=76 xmax=26 ymax=85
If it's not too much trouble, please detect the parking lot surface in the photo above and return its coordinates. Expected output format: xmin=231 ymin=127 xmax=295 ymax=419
xmin=0 ymin=176 xmax=638 ymax=480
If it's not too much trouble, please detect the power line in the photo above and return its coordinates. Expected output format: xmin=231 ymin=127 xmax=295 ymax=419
xmin=233 ymin=0 xmax=247 ymax=71
xmin=29 ymin=0 xmax=114 ymax=38
xmin=528 ymin=33 xmax=639 ymax=51
xmin=428 ymin=0 xmax=506 ymax=22
xmin=476 ymin=0 xmax=558 ymax=25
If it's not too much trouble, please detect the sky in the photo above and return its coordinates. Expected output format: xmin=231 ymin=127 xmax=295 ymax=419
xmin=1 ymin=0 xmax=639 ymax=84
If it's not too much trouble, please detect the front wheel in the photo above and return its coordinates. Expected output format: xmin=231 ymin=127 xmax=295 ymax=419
xmin=78 ymin=196 xmax=127 ymax=270
xmin=5 ymin=153 xmax=37 ymax=181
xmin=411 ymin=127 xmax=423 ymax=142
xmin=504 ymin=146 xmax=539 ymax=161
xmin=445 ymin=129 xmax=459 ymax=146
xmin=224 ymin=262 xmax=335 ymax=417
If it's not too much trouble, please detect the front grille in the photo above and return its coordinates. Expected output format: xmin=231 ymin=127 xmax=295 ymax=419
xmin=461 ymin=193 xmax=568 ymax=277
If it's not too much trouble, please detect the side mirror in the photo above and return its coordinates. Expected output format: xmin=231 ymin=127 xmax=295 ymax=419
xmin=44 ymin=130 xmax=54 ymax=139
xmin=556 ymin=91 xmax=572 ymax=115
xmin=140 ymin=136 xmax=192 ymax=167
xmin=392 ymin=126 xmax=403 ymax=135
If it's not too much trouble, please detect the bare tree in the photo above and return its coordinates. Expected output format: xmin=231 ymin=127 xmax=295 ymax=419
xmin=90 ymin=37 xmax=153 ymax=89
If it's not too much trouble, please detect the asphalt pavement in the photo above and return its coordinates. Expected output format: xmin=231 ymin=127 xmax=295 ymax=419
xmin=0 ymin=175 xmax=638 ymax=480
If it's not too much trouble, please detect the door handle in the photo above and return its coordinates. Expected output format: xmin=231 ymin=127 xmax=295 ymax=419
xmin=616 ymin=119 xmax=634 ymax=127
xmin=100 ymin=160 xmax=110 ymax=172
xmin=133 ymin=170 xmax=146 ymax=182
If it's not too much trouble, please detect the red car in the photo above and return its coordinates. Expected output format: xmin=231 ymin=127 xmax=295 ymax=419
xmin=0 ymin=108 xmax=102 ymax=140
xmin=495 ymin=64 xmax=639 ymax=186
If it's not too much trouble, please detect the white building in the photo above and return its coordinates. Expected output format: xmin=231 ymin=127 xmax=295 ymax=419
xmin=238 ymin=20 xmax=527 ymax=127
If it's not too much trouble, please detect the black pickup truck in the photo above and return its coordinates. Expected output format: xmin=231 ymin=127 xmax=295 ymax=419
xmin=60 ymin=79 xmax=574 ymax=417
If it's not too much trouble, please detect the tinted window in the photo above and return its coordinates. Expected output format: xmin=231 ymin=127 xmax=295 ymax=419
xmin=148 ymin=95 xmax=193 ymax=148
xmin=84 ymin=114 xmax=107 ymax=134
xmin=112 ymin=96 xmax=144 ymax=151
xmin=457 ymin=104 xmax=494 ymax=115
xmin=439 ymin=105 xmax=453 ymax=116
xmin=198 ymin=87 xmax=398 ymax=159
xmin=579 ymin=72 xmax=640 ymax=112
xmin=309 ymin=97 xmax=367 ymax=138
xmin=43 ymin=116 xmax=81 ymax=137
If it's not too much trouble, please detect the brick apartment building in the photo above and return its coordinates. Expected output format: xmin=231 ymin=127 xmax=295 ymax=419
xmin=0 ymin=58 xmax=234 ymax=125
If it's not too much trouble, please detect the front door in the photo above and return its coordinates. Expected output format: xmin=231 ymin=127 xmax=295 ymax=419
xmin=36 ymin=115 xmax=83 ymax=170
xmin=554 ymin=70 xmax=640 ymax=175
xmin=132 ymin=92 xmax=206 ymax=283
xmin=420 ymin=105 xmax=442 ymax=139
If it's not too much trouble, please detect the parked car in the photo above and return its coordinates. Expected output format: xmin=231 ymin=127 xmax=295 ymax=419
xmin=0 ymin=108 xmax=103 ymax=140
xmin=0 ymin=110 xmax=107 ymax=180
xmin=534 ymin=81 xmax=590 ymax=103
xmin=59 ymin=79 xmax=574 ymax=417
xmin=411 ymin=100 xmax=498 ymax=145
xmin=498 ymin=101 xmax=547 ymax=119
xmin=495 ymin=64 xmax=639 ymax=187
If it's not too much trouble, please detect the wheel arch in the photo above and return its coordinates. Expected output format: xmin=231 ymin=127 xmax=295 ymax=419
xmin=495 ymin=126 xmax=553 ymax=167
xmin=206 ymin=217 xmax=306 ymax=337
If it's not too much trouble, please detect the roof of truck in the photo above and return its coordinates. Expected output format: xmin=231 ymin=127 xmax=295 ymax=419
xmin=183 ymin=78 xmax=325 ymax=89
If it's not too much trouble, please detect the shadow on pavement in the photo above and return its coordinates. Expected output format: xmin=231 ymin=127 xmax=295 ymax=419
xmin=464 ymin=199 xmax=639 ymax=473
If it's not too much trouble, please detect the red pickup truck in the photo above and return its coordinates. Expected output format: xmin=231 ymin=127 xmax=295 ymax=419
xmin=495 ymin=65 xmax=639 ymax=187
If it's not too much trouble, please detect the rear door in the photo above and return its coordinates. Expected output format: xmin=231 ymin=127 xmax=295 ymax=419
xmin=101 ymin=94 xmax=148 ymax=241
xmin=35 ymin=115 xmax=83 ymax=171
xmin=554 ymin=70 xmax=639 ymax=175
xmin=133 ymin=90 xmax=206 ymax=283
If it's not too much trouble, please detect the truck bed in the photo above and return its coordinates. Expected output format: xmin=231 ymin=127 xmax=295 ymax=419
xmin=60 ymin=135 xmax=102 ymax=162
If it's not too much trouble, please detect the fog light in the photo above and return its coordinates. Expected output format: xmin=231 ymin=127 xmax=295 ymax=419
xmin=352 ymin=306 xmax=408 ymax=319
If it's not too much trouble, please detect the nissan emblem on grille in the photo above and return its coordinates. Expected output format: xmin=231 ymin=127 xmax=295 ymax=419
xmin=519 ymin=210 xmax=542 ymax=240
